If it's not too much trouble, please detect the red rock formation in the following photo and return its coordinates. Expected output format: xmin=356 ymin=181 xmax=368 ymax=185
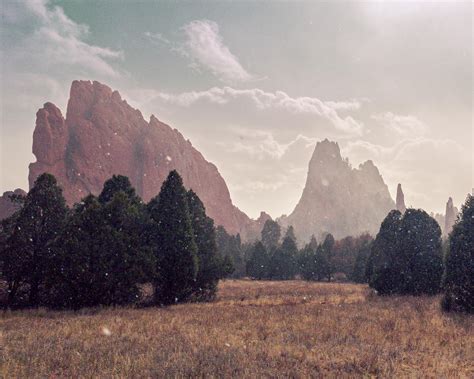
xmin=396 ymin=183 xmax=407 ymax=213
xmin=444 ymin=197 xmax=459 ymax=236
xmin=0 ymin=189 xmax=27 ymax=220
xmin=28 ymin=80 xmax=252 ymax=235
xmin=279 ymin=139 xmax=395 ymax=242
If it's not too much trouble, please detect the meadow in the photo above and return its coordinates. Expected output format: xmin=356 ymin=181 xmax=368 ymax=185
xmin=1 ymin=280 xmax=472 ymax=378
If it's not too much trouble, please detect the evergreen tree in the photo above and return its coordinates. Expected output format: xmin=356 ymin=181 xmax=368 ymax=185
xmin=48 ymin=191 xmax=154 ymax=309
xmin=216 ymin=226 xmax=243 ymax=278
xmin=442 ymin=195 xmax=474 ymax=313
xmin=284 ymin=226 xmax=296 ymax=243
xmin=368 ymin=209 xmax=443 ymax=295
xmin=299 ymin=236 xmax=319 ymax=280
xmin=350 ymin=239 xmax=372 ymax=283
xmin=187 ymin=190 xmax=222 ymax=301
xmin=261 ymin=220 xmax=281 ymax=250
xmin=98 ymin=174 xmax=141 ymax=205
xmin=246 ymin=241 xmax=269 ymax=280
xmin=269 ymin=236 xmax=298 ymax=280
xmin=313 ymin=244 xmax=327 ymax=281
xmin=399 ymin=209 xmax=443 ymax=294
xmin=148 ymin=171 xmax=198 ymax=305
xmin=367 ymin=210 xmax=403 ymax=294
xmin=0 ymin=173 xmax=67 ymax=307
xmin=322 ymin=233 xmax=335 ymax=281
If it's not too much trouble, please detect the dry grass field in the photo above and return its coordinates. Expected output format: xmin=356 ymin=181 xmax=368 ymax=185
xmin=1 ymin=280 xmax=473 ymax=378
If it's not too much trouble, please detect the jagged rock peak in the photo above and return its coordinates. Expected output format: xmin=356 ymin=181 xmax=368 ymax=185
xmin=444 ymin=197 xmax=457 ymax=235
xmin=280 ymin=138 xmax=395 ymax=242
xmin=27 ymin=80 xmax=253 ymax=235
xmin=396 ymin=183 xmax=407 ymax=213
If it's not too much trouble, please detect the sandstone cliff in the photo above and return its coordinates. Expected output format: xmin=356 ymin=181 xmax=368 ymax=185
xmin=279 ymin=139 xmax=395 ymax=242
xmin=28 ymin=80 xmax=252 ymax=235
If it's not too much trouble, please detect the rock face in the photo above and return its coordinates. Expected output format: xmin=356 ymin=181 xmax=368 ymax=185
xmin=279 ymin=139 xmax=395 ymax=242
xmin=444 ymin=197 xmax=459 ymax=236
xmin=396 ymin=183 xmax=407 ymax=213
xmin=0 ymin=189 xmax=27 ymax=220
xmin=240 ymin=211 xmax=272 ymax=242
xmin=28 ymin=80 xmax=252 ymax=235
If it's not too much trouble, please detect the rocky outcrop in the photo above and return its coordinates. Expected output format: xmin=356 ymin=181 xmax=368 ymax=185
xmin=444 ymin=197 xmax=459 ymax=236
xmin=279 ymin=139 xmax=395 ymax=242
xmin=396 ymin=183 xmax=407 ymax=213
xmin=0 ymin=189 xmax=26 ymax=220
xmin=28 ymin=80 xmax=253 ymax=235
xmin=240 ymin=211 xmax=272 ymax=242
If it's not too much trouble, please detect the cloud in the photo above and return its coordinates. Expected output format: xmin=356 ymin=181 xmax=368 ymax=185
xmin=372 ymin=112 xmax=428 ymax=137
xmin=181 ymin=20 xmax=253 ymax=83
xmin=225 ymin=129 xmax=317 ymax=160
xmin=3 ymin=0 xmax=123 ymax=78
xmin=144 ymin=31 xmax=171 ymax=45
xmin=137 ymin=86 xmax=364 ymax=134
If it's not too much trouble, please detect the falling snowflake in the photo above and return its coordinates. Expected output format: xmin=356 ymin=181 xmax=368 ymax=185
xmin=101 ymin=326 xmax=112 ymax=336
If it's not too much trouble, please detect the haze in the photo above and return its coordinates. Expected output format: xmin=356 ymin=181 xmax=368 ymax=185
xmin=1 ymin=0 xmax=472 ymax=218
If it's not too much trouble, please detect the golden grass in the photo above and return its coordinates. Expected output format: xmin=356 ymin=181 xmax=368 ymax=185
xmin=1 ymin=280 xmax=473 ymax=378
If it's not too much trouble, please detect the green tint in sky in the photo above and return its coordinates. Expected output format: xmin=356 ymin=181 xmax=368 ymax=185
xmin=1 ymin=0 xmax=472 ymax=218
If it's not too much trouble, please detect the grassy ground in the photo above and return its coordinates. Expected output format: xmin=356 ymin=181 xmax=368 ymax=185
xmin=1 ymin=280 xmax=473 ymax=378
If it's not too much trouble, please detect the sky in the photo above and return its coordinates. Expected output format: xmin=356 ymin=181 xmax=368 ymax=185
xmin=1 ymin=0 xmax=472 ymax=219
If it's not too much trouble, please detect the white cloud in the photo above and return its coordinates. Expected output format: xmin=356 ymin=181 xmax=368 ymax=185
xmin=3 ymin=0 xmax=122 ymax=78
xmin=225 ymin=129 xmax=316 ymax=160
xmin=181 ymin=20 xmax=253 ymax=83
xmin=372 ymin=112 xmax=428 ymax=137
xmin=144 ymin=31 xmax=171 ymax=45
xmin=137 ymin=86 xmax=364 ymax=135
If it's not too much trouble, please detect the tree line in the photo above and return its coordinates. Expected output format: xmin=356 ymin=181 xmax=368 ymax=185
xmin=1 ymin=171 xmax=471 ymax=313
xmin=0 ymin=171 xmax=231 ymax=309
xmin=225 ymin=219 xmax=373 ymax=283
xmin=221 ymin=199 xmax=472 ymax=313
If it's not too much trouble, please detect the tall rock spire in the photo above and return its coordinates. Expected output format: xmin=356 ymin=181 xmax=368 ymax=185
xmin=396 ymin=183 xmax=407 ymax=213
xmin=444 ymin=197 xmax=457 ymax=235
xmin=279 ymin=139 xmax=395 ymax=242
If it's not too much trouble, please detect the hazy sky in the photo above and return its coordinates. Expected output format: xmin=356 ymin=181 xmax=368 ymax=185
xmin=1 ymin=0 xmax=472 ymax=218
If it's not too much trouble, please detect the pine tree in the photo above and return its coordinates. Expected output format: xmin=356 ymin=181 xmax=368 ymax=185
xmin=368 ymin=209 xmax=443 ymax=295
xmin=98 ymin=174 xmax=141 ymax=205
xmin=187 ymin=190 xmax=222 ymax=301
xmin=0 ymin=173 xmax=68 ymax=307
xmin=246 ymin=241 xmax=269 ymax=280
xmin=148 ymin=170 xmax=198 ymax=305
xmin=216 ymin=226 xmax=242 ymax=278
xmin=269 ymin=236 xmax=298 ymax=280
xmin=284 ymin=225 xmax=296 ymax=243
xmin=367 ymin=210 xmax=403 ymax=294
xmin=298 ymin=236 xmax=319 ymax=280
xmin=350 ymin=239 xmax=372 ymax=283
xmin=322 ymin=233 xmax=335 ymax=281
xmin=399 ymin=209 xmax=443 ymax=294
xmin=261 ymin=220 xmax=281 ymax=250
xmin=48 ymin=190 xmax=154 ymax=309
xmin=442 ymin=195 xmax=474 ymax=313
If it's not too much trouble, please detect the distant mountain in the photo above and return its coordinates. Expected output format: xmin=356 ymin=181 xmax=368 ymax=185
xmin=26 ymin=80 xmax=253 ymax=235
xmin=279 ymin=139 xmax=395 ymax=242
